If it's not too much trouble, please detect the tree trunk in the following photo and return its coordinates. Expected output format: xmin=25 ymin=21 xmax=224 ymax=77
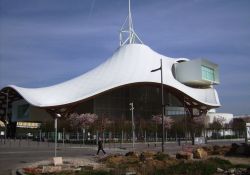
xmin=96 ymin=131 xmax=99 ymax=145
xmin=155 ymin=131 xmax=158 ymax=143
xmin=165 ymin=130 xmax=168 ymax=142
xmin=191 ymin=130 xmax=195 ymax=145
xmin=121 ymin=130 xmax=124 ymax=145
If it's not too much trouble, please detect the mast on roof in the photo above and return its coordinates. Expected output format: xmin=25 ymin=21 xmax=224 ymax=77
xmin=119 ymin=0 xmax=143 ymax=46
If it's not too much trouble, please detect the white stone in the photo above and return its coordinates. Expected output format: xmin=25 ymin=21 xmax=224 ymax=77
xmin=53 ymin=157 xmax=63 ymax=166
xmin=126 ymin=172 xmax=136 ymax=175
xmin=217 ymin=168 xmax=224 ymax=173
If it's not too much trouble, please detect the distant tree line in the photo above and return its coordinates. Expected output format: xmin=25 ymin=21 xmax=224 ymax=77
xmin=36 ymin=113 xmax=250 ymax=142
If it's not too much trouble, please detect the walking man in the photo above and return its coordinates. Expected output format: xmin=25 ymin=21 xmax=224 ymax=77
xmin=96 ymin=139 xmax=106 ymax=155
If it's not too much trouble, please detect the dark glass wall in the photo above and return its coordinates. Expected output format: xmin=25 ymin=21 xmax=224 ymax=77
xmin=74 ymin=99 xmax=94 ymax=114
xmin=93 ymin=84 xmax=183 ymax=120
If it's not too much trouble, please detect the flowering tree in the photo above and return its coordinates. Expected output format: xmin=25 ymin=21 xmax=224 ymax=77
xmin=193 ymin=115 xmax=206 ymax=125
xmin=95 ymin=116 xmax=112 ymax=132
xmin=152 ymin=115 xmax=174 ymax=129
xmin=192 ymin=115 xmax=206 ymax=133
xmin=67 ymin=113 xmax=79 ymax=128
xmin=67 ymin=113 xmax=98 ymax=143
xmin=68 ymin=113 xmax=98 ymax=129
xmin=152 ymin=115 xmax=161 ymax=125
xmin=164 ymin=116 xmax=174 ymax=130
xmin=152 ymin=115 xmax=174 ymax=141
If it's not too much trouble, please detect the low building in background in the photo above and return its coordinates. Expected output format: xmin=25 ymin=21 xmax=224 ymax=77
xmin=206 ymin=109 xmax=234 ymax=138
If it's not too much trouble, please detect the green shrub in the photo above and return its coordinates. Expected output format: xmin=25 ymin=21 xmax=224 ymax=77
xmin=75 ymin=170 xmax=112 ymax=175
xmin=155 ymin=158 xmax=233 ymax=175
xmin=154 ymin=152 xmax=170 ymax=161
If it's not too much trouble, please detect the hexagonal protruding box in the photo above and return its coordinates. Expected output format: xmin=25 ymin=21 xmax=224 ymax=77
xmin=174 ymin=59 xmax=219 ymax=87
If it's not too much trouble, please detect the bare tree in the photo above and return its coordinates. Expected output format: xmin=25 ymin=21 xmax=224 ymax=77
xmin=193 ymin=115 xmax=206 ymax=135
xmin=209 ymin=116 xmax=225 ymax=139
xmin=230 ymin=118 xmax=245 ymax=138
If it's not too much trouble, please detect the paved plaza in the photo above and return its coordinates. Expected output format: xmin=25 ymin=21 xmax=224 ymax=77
xmin=0 ymin=138 xmax=244 ymax=175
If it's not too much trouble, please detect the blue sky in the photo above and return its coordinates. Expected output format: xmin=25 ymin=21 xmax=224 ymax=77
xmin=0 ymin=0 xmax=250 ymax=115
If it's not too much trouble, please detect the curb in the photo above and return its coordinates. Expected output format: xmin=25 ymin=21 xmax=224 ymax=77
xmin=11 ymin=169 xmax=25 ymax=175
xmin=11 ymin=170 xmax=16 ymax=175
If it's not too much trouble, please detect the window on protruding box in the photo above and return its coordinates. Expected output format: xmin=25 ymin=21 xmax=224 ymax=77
xmin=201 ymin=65 xmax=215 ymax=82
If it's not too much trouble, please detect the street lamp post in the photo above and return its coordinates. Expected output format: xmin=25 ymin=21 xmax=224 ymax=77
xmin=129 ymin=102 xmax=135 ymax=149
xmin=54 ymin=113 xmax=61 ymax=157
xmin=1 ymin=91 xmax=8 ymax=144
xmin=184 ymin=98 xmax=188 ymax=144
xmin=151 ymin=59 xmax=165 ymax=152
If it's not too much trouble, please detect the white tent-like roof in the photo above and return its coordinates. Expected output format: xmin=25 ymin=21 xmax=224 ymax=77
xmin=2 ymin=44 xmax=220 ymax=108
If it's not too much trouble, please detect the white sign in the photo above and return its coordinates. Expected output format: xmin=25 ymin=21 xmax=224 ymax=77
xmin=195 ymin=137 xmax=205 ymax=144
xmin=246 ymin=123 xmax=250 ymax=139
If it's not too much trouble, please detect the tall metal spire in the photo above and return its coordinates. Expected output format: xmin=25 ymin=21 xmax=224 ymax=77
xmin=119 ymin=0 xmax=143 ymax=46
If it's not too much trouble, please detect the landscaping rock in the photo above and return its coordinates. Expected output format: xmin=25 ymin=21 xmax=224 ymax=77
xmin=125 ymin=151 xmax=139 ymax=158
xmin=142 ymin=151 xmax=156 ymax=157
xmin=193 ymin=148 xmax=208 ymax=159
xmin=42 ymin=166 xmax=62 ymax=173
xmin=217 ymin=167 xmax=224 ymax=173
xmin=226 ymin=143 xmax=240 ymax=156
xmin=216 ymin=167 xmax=250 ymax=175
xmin=105 ymin=155 xmax=125 ymax=165
xmin=176 ymin=151 xmax=193 ymax=160
xmin=80 ymin=165 xmax=93 ymax=171
xmin=139 ymin=153 xmax=146 ymax=162
xmin=229 ymin=168 xmax=236 ymax=174
xmin=140 ymin=151 xmax=156 ymax=161
xmin=154 ymin=152 xmax=170 ymax=161
xmin=202 ymin=146 xmax=213 ymax=155
xmin=212 ymin=145 xmax=223 ymax=155
xmin=236 ymin=146 xmax=245 ymax=155
xmin=202 ymin=145 xmax=231 ymax=156
xmin=226 ymin=143 xmax=250 ymax=157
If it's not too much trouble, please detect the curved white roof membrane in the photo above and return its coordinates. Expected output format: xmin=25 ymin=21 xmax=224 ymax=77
xmin=5 ymin=44 xmax=220 ymax=107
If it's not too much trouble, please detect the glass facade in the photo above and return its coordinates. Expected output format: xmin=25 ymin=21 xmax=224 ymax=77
xmin=17 ymin=104 xmax=29 ymax=119
xmin=166 ymin=107 xmax=185 ymax=116
xmin=201 ymin=65 xmax=215 ymax=82
xmin=93 ymin=84 xmax=184 ymax=120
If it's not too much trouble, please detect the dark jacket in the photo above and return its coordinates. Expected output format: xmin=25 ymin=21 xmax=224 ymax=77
xmin=98 ymin=140 xmax=103 ymax=149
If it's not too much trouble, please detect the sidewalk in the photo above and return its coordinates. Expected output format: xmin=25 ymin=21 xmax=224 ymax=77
xmin=0 ymin=138 xmax=245 ymax=175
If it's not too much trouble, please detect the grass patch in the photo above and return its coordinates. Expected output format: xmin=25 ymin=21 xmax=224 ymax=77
xmin=26 ymin=170 xmax=112 ymax=175
xmin=157 ymin=161 xmax=215 ymax=175
xmin=74 ymin=170 xmax=112 ymax=175
xmin=155 ymin=157 xmax=250 ymax=175
xmin=154 ymin=152 xmax=170 ymax=161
